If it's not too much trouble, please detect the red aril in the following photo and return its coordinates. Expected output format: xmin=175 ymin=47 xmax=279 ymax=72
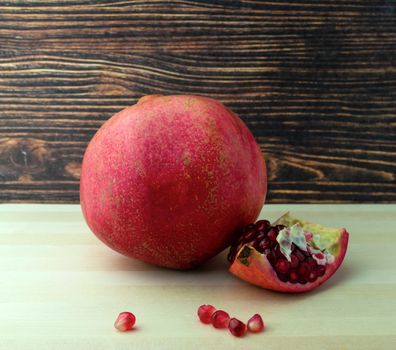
xmin=247 ymin=314 xmax=264 ymax=333
xmin=211 ymin=310 xmax=230 ymax=328
xmin=228 ymin=318 xmax=247 ymax=337
xmin=197 ymin=304 xmax=216 ymax=324
xmin=114 ymin=312 xmax=136 ymax=332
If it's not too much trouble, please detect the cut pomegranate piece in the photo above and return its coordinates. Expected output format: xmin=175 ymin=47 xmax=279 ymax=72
xmin=228 ymin=318 xmax=247 ymax=337
xmin=197 ymin=304 xmax=216 ymax=324
xmin=228 ymin=212 xmax=349 ymax=293
xmin=114 ymin=312 xmax=136 ymax=331
xmin=247 ymin=314 xmax=264 ymax=333
xmin=211 ymin=310 xmax=230 ymax=328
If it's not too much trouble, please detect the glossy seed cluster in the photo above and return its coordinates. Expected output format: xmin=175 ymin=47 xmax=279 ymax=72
xmin=197 ymin=305 xmax=265 ymax=337
xmin=228 ymin=220 xmax=326 ymax=284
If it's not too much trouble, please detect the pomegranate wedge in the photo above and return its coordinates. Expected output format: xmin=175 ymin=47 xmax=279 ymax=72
xmin=228 ymin=213 xmax=349 ymax=293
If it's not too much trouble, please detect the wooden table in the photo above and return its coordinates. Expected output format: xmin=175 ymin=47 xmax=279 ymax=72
xmin=0 ymin=204 xmax=395 ymax=349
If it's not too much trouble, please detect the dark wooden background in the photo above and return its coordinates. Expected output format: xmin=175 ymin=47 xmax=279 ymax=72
xmin=0 ymin=0 xmax=395 ymax=203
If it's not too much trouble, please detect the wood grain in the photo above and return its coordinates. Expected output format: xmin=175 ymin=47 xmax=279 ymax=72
xmin=0 ymin=0 xmax=395 ymax=203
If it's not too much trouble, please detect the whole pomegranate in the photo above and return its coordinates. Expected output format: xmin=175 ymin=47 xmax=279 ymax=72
xmin=80 ymin=95 xmax=266 ymax=269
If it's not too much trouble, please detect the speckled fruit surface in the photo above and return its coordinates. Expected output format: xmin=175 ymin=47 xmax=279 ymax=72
xmin=80 ymin=95 xmax=266 ymax=269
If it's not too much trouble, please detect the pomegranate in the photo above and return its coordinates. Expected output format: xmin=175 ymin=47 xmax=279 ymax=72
xmin=114 ymin=312 xmax=136 ymax=331
xmin=228 ymin=318 xmax=247 ymax=337
xmin=80 ymin=94 xmax=266 ymax=269
xmin=228 ymin=213 xmax=349 ymax=292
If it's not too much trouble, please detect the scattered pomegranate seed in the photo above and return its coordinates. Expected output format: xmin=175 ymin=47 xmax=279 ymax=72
xmin=211 ymin=310 xmax=230 ymax=328
xmin=197 ymin=304 xmax=216 ymax=324
xmin=114 ymin=311 xmax=136 ymax=332
xmin=247 ymin=314 xmax=264 ymax=333
xmin=228 ymin=318 xmax=247 ymax=337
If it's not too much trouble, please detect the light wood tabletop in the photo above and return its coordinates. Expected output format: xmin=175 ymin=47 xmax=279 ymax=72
xmin=0 ymin=204 xmax=395 ymax=349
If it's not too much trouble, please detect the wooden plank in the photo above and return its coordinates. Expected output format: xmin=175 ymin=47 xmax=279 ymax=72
xmin=0 ymin=1 xmax=395 ymax=203
xmin=0 ymin=203 xmax=395 ymax=349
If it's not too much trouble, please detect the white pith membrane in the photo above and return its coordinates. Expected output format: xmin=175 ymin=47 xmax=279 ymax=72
xmin=276 ymin=224 xmax=335 ymax=266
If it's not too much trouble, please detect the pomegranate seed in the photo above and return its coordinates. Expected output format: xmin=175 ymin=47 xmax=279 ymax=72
xmin=197 ymin=304 xmax=216 ymax=324
xmin=298 ymin=262 xmax=311 ymax=278
xmin=256 ymin=219 xmax=270 ymax=226
xmin=277 ymin=272 xmax=289 ymax=282
xmin=255 ymin=220 xmax=270 ymax=231
xmin=275 ymin=259 xmax=291 ymax=274
xmin=243 ymin=229 xmax=256 ymax=241
xmin=289 ymin=271 xmax=299 ymax=283
xmin=317 ymin=265 xmax=326 ymax=277
xmin=228 ymin=318 xmax=247 ymax=337
xmin=114 ymin=312 xmax=136 ymax=332
xmin=266 ymin=251 xmax=276 ymax=264
xmin=306 ymin=257 xmax=317 ymax=270
xmin=258 ymin=238 xmax=271 ymax=251
xmin=290 ymin=254 xmax=299 ymax=268
xmin=307 ymin=271 xmax=317 ymax=282
xmin=256 ymin=232 xmax=266 ymax=241
xmin=247 ymin=314 xmax=264 ymax=333
xmin=267 ymin=229 xmax=277 ymax=241
xmin=228 ymin=242 xmax=244 ymax=262
xmin=211 ymin=310 xmax=230 ymax=328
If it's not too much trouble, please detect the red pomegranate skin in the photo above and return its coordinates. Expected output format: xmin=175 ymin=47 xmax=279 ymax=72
xmin=80 ymin=95 xmax=266 ymax=269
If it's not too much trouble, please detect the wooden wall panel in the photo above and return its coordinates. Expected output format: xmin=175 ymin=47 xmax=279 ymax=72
xmin=0 ymin=0 xmax=395 ymax=203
